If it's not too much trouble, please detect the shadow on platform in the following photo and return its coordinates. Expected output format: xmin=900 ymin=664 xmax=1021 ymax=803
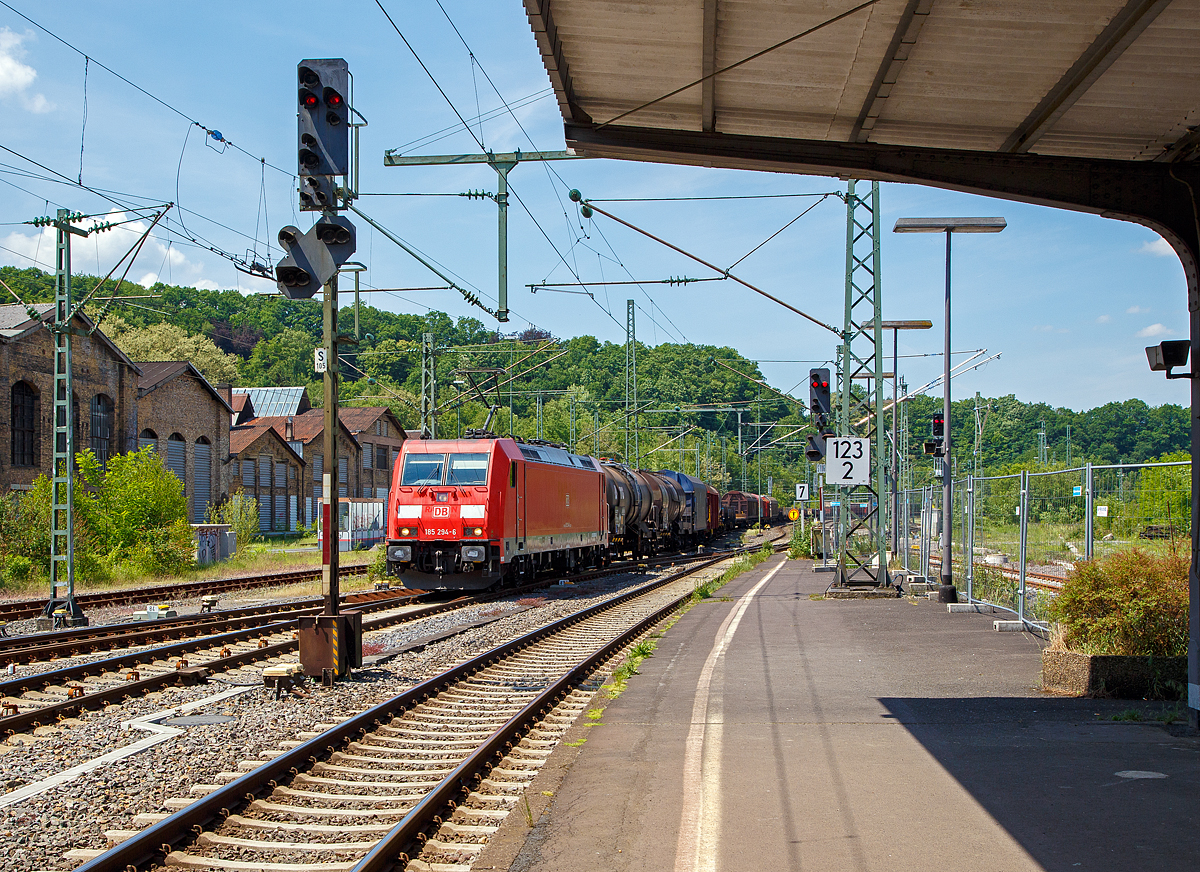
xmin=878 ymin=696 xmax=1200 ymax=872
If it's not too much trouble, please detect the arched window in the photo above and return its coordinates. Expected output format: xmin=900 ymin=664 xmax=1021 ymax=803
xmin=90 ymin=394 xmax=114 ymax=465
xmin=11 ymin=381 xmax=37 ymax=467
xmin=138 ymin=429 xmax=158 ymax=452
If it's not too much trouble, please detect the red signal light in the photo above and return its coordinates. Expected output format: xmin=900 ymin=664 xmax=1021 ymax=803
xmin=324 ymin=88 xmax=343 ymax=107
xmin=300 ymin=90 xmax=318 ymax=109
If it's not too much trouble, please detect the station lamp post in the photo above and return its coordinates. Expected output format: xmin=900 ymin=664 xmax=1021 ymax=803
xmin=893 ymin=217 xmax=1006 ymax=602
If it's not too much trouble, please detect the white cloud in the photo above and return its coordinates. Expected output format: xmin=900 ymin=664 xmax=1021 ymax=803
xmin=1096 ymin=314 xmax=1110 ymax=323
xmin=0 ymin=28 xmax=54 ymax=113
xmin=1126 ymin=305 xmax=1148 ymax=314
xmin=1137 ymin=323 xmax=1172 ymax=338
xmin=1138 ymin=237 xmax=1174 ymax=257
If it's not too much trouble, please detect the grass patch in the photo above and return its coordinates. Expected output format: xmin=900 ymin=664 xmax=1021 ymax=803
xmin=1111 ymin=708 xmax=1143 ymax=722
xmin=586 ymin=708 xmax=604 ymax=720
xmin=603 ymin=637 xmax=659 ymax=698
xmin=563 ymin=738 xmax=587 ymax=747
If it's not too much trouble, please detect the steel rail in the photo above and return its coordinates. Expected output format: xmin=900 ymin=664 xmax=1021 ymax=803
xmin=0 ymin=589 xmax=418 ymax=665
xmin=0 ymin=563 xmax=371 ymax=621
xmin=74 ymin=552 xmax=737 ymax=872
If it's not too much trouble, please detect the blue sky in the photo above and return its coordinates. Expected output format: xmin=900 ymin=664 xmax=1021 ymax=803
xmin=0 ymin=1 xmax=1189 ymax=412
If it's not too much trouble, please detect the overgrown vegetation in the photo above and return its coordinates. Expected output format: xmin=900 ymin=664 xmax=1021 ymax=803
xmin=1048 ymin=546 xmax=1188 ymax=656
xmin=603 ymin=637 xmax=660 ymax=698
xmin=0 ymin=446 xmax=193 ymax=587
xmin=206 ymin=491 xmax=260 ymax=551
xmin=788 ymin=524 xmax=812 ymax=560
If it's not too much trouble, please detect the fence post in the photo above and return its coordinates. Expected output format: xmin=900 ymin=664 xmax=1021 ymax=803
xmin=966 ymin=475 xmax=975 ymax=602
xmin=902 ymin=489 xmax=910 ymax=573
xmin=1084 ymin=462 xmax=1094 ymax=561
xmin=1018 ymin=470 xmax=1029 ymax=624
xmin=923 ymin=485 xmax=933 ymax=580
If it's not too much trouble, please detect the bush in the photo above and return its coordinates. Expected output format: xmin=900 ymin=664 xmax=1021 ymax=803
xmin=129 ymin=520 xmax=196 ymax=576
xmin=208 ymin=491 xmax=261 ymax=550
xmin=788 ymin=524 xmax=812 ymax=560
xmin=1049 ymin=547 xmax=1188 ymax=657
xmin=4 ymin=555 xmax=33 ymax=584
xmin=366 ymin=544 xmax=387 ymax=582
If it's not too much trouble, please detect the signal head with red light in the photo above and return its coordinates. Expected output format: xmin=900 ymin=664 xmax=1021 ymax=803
xmin=297 ymin=59 xmax=349 ymax=180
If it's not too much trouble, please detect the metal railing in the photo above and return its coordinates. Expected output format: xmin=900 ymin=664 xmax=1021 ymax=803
xmin=901 ymin=459 xmax=1190 ymax=628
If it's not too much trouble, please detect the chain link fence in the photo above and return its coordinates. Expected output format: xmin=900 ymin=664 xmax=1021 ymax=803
xmin=902 ymin=459 xmax=1190 ymax=626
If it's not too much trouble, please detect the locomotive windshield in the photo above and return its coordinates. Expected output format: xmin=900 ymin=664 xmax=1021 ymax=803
xmin=447 ymin=453 xmax=489 ymax=485
xmin=400 ymin=453 xmax=446 ymax=486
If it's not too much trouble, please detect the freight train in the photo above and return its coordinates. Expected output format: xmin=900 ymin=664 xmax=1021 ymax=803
xmin=385 ymin=434 xmax=780 ymax=590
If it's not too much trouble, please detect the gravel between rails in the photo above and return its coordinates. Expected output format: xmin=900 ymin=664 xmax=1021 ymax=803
xmin=0 ymin=559 xmax=734 ymax=872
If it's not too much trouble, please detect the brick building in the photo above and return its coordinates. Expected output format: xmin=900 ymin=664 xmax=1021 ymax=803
xmin=2 ymin=303 xmax=140 ymax=493
xmin=339 ymin=407 xmax=407 ymax=498
xmin=228 ymin=423 xmax=306 ymax=533
xmin=137 ymin=362 xmax=233 ymax=523
xmin=251 ymin=411 xmax=361 ymax=528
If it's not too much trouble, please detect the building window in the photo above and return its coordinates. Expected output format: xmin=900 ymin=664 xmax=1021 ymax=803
xmin=138 ymin=428 xmax=157 ymax=452
xmin=376 ymin=445 xmax=387 ymax=472
xmin=363 ymin=442 xmax=373 ymax=469
xmin=166 ymin=433 xmax=187 ymax=494
xmin=241 ymin=459 xmax=254 ymax=487
xmin=90 ymin=394 xmax=114 ymax=465
xmin=11 ymin=381 xmax=37 ymax=467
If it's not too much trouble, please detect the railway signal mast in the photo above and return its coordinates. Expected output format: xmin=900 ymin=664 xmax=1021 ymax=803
xmin=276 ymin=59 xmax=362 ymax=681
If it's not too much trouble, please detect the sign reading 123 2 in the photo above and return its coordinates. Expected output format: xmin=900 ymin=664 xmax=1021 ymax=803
xmin=828 ymin=436 xmax=869 ymax=486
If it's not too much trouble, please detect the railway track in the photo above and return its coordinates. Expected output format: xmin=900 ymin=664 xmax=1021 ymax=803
xmin=0 ymin=564 xmax=372 ymax=623
xmin=75 ymin=548 xmax=741 ymax=872
xmin=0 ymin=589 xmax=419 ymax=667
xmin=0 ymin=590 xmax=457 ymax=738
xmin=0 ymin=541 xmax=759 ymax=739
xmin=922 ymin=554 xmax=1066 ymax=591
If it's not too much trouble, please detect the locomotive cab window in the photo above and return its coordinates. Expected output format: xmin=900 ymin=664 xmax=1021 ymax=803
xmin=447 ymin=453 xmax=489 ymax=486
xmin=400 ymin=453 xmax=446 ymax=486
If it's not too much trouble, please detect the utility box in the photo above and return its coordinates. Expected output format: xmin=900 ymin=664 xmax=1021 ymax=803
xmin=298 ymin=610 xmax=363 ymax=678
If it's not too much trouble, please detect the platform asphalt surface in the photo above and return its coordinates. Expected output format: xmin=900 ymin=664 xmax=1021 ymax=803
xmin=495 ymin=555 xmax=1200 ymax=872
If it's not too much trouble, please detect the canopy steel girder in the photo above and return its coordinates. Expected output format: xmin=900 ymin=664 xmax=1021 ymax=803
xmin=836 ymin=181 xmax=888 ymax=589
xmin=561 ymin=119 xmax=1200 ymax=726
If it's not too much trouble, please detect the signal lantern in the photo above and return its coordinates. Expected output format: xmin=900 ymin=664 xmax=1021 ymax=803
xmin=808 ymin=367 xmax=832 ymax=419
xmin=297 ymin=58 xmax=349 ymax=179
xmin=931 ymin=412 xmax=945 ymax=439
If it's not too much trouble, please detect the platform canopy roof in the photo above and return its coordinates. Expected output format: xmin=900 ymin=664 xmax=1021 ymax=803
xmin=525 ymin=0 xmax=1199 ymax=165
xmin=524 ymin=0 xmax=1200 ymax=285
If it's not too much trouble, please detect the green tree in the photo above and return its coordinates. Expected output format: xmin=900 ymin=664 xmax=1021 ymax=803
xmin=107 ymin=319 xmax=239 ymax=383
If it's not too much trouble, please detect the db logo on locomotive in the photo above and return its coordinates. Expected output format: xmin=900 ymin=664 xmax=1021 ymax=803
xmin=431 ymin=506 xmax=451 ymax=518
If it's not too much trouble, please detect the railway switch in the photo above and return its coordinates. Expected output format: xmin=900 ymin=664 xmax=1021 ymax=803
xmin=200 ymin=596 xmax=219 ymax=613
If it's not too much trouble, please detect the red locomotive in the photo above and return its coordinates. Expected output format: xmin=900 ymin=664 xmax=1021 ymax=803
xmin=386 ymin=436 xmax=608 ymax=590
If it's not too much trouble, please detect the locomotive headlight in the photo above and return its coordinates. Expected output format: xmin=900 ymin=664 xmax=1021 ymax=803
xmin=473 ymin=527 xmax=483 ymax=536
xmin=399 ymin=527 xmax=411 ymax=537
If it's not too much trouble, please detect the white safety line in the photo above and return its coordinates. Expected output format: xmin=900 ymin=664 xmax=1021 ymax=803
xmin=675 ymin=558 xmax=785 ymax=872
xmin=0 ymin=684 xmax=256 ymax=809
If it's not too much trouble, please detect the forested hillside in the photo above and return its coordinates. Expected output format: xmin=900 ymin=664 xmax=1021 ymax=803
xmin=2 ymin=266 xmax=1188 ymax=503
